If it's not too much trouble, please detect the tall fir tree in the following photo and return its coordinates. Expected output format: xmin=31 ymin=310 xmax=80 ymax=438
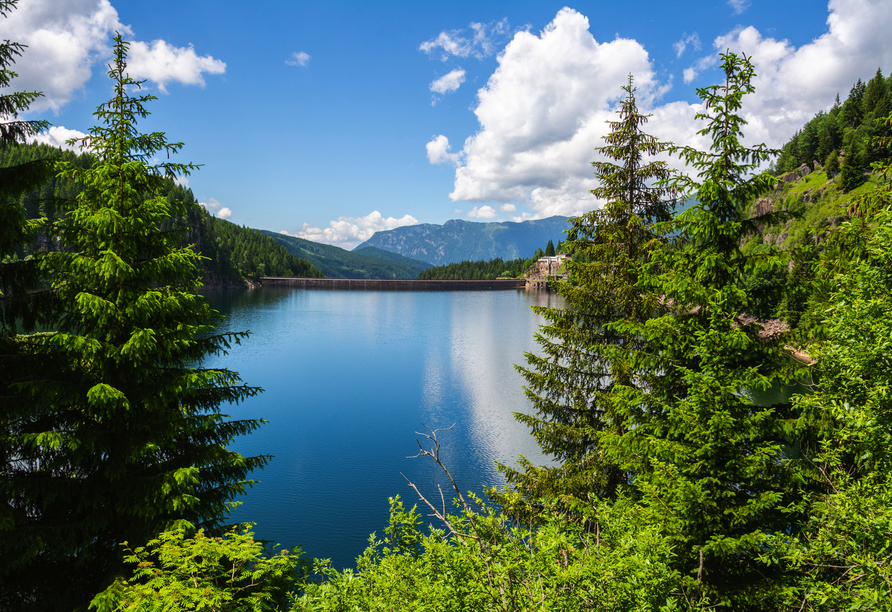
xmin=1 ymin=35 xmax=268 ymax=610
xmin=608 ymin=52 xmax=812 ymax=609
xmin=499 ymin=76 xmax=676 ymax=513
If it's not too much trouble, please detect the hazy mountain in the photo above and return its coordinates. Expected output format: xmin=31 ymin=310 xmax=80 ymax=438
xmin=260 ymin=230 xmax=432 ymax=279
xmin=353 ymin=216 xmax=570 ymax=266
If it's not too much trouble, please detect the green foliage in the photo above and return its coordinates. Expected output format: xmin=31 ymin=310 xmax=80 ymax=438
xmin=1 ymin=36 xmax=267 ymax=609
xmin=781 ymin=200 xmax=892 ymax=610
xmin=198 ymin=214 xmax=324 ymax=283
xmin=544 ymin=239 xmax=555 ymax=257
xmin=0 ymin=0 xmax=55 ymax=331
xmin=418 ymin=256 xmax=527 ymax=280
xmin=772 ymin=67 xmax=891 ymax=177
xmin=297 ymin=495 xmax=682 ymax=612
xmin=610 ymin=52 xmax=808 ymax=608
xmin=500 ymin=75 xmax=676 ymax=510
xmin=90 ymin=525 xmax=307 ymax=612
xmin=824 ymin=148 xmax=840 ymax=174
xmin=0 ymin=141 xmax=323 ymax=286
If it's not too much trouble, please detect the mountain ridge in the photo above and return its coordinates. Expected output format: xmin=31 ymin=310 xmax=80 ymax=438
xmin=260 ymin=230 xmax=432 ymax=279
xmin=353 ymin=215 xmax=570 ymax=266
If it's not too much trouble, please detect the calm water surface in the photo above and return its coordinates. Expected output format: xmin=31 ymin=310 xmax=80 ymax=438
xmin=204 ymin=287 xmax=562 ymax=568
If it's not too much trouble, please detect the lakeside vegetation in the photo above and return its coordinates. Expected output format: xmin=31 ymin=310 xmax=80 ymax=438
xmin=417 ymin=240 xmax=567 ymax=280
xmin=3 ymin=6 xmax=892 ymax=610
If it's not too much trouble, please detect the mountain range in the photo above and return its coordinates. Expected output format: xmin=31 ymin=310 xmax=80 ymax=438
xmin=260 ymin=230 xmax=432 ymax=279
xmin=353 ymin=216 xmax=570 ymax=266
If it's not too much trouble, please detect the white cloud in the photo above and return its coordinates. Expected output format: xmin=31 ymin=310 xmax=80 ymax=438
xmin=673 ymin=32 xmax=701 ymax=58
xmin=467 ymin=205 xmax=498 ymax=219
xmin=710 ymin=0 xmax=892 ymax=150
xmin=199 ymin=197 xmax=222 ymax=211
xmin=32 ymin=125 xmax=88 ymax=152
xmin=430 ymin=68 xmax=466 ymax=94
xmin=728 ymin=0 xmax=751 ymax=14
xmin=174 ymin=175 xmax=190 ymax=188
xmin=199 ymin=198 xmax=232 ymax=219
xmin=0 ymin=0 xmax=126 ymax=114
xmin=432 ymin=1 xmax=892 ymax=219
xmin=286 ymin=51 xmax=311 ymax=66
xmin=128 ymin=39 xmax=225 ymax=93
xmin=294 ymin=211 xmax=419 ymax=250
xmin=683 ymin=55 xmax=718 ymax=84
xmin=438 ymin=7 xmax=663 ymax=218
xmin=426 ymin=135 xmax=461 ymax=165
xmin=500 ymin=204 xmax=516 ymax=212
xmin=0 ymin=0 xmax=224 ymax=113
xmin=419 ymin=19 xmax=509 ymax=60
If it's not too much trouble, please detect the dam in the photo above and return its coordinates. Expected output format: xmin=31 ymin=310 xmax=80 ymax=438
xmin=260 ymin=277 xmax=528 ymax=290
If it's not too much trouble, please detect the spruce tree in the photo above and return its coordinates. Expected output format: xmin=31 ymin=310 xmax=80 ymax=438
xmin=0 ymin=0 xmax=54 ymax=330
xmin=500 ymin=76 xmax=676 ymax=511
xmin=1 ymin=35 xmax=267 ymax=610
xmin=611 ymin=52 xmax=810 ymax=608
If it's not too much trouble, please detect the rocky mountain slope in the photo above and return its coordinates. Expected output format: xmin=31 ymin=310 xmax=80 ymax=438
xmin=353 ymin=216 xmax=570 ymax=266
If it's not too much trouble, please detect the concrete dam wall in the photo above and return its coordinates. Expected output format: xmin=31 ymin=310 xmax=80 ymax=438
xmin=261 ymin=277 xmax=528 ymax=291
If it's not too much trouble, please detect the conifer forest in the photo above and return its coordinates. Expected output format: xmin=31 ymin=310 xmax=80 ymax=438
xmin=3 ymin=1 xmax=892 ymax=609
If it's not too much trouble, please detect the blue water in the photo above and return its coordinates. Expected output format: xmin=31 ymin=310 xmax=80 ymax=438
xmin=203 ymin=287 xmax=561 ymax=568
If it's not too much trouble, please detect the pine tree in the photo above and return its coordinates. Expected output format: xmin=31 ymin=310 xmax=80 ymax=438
xmin=1 ymin=35 xmax=267 ymax=610
xmin=840 ymin=142 xmax=866 ymax=192
xmin=611 ymin=52 xmax=810 ymax=608
xmin=499 ymin=76 xmax=676 ymax=511
xmin=0 ymin=0 xmax=54 ymax=331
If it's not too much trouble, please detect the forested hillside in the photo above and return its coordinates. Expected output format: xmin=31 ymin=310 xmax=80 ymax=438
xmin=771 ymin=68 xmax=892 ymax=181
xmin=0 ymin=142 xmax=323 ymax=285
xmin=261 ymin=230 xmax=432 ymax=278
xmin=417 ymin=239 xmax=567 ymax=280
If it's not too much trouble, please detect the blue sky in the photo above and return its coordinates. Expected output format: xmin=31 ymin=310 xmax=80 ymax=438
xmin=4 ymin=0 xmax=891 ymax=248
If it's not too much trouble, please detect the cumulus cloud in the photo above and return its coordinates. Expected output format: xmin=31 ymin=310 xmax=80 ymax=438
xmin=500 ymin=204 xmax=516 ymax=212
xmin=419 ymin=19 xmax=509 ymax=60
xmin=426 ymin=135 xmax=462 ymax=166
xmin=728 ymin=0 xmax=751 ymax=14
xmin=0 ymin=0 xmax=225 ymax=113
xmin=431 ymin=1 xmax=892 ymax=219
xmin=0 ymin=0 xmax=126 ymax=113
xmin=128 ymin=39 xmax=225 ymax=93
xmin=32 ymin=125 xmax=88 ymax=152
xmin=430 ymin=68 xmax=466 ymax=94
xmin=294 ymin=211 xmax=419 ymax=250
xmin=673 ymin=32 xmax=701 ymax=58
xmin=199 ymin=197 xmax=231 ymax=219
xmin=439 ymin=7 xmax=663 ymax=218
xmin=286 ymin=51 xmax=311 ymax=66
xmin=467 ymin=205 xmax=498 ymax=219
xmin=710 ymin=0 xmax=892 ymax=148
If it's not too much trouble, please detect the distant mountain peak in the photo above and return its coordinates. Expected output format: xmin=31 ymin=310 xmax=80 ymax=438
xmin=353 ymin=216 xmax=570 ymax=266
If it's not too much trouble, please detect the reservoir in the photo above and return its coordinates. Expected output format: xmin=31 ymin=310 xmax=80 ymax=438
xmin=204 ymin=286 xmax=562 ymax=568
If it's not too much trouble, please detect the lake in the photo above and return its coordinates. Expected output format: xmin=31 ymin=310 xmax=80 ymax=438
xmin=204 ymin=286 xmax=562 ymax=568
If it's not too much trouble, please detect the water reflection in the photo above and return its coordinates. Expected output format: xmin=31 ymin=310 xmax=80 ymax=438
xmin=203 ymin=287 xmax=561 ymax=568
